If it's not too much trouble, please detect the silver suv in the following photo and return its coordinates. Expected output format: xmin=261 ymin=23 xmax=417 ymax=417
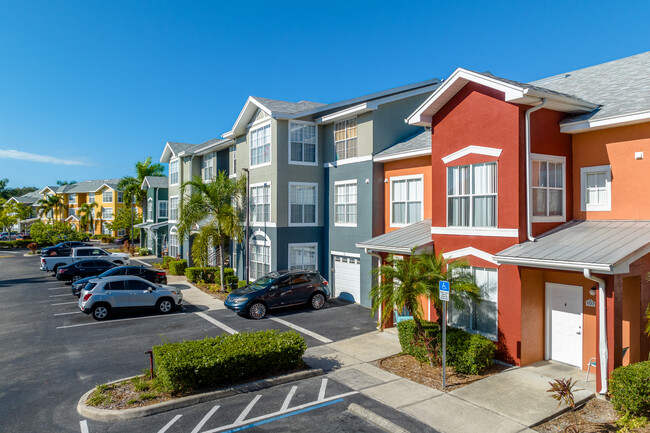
xmin=78 ymin=276 xmax=183 ymax=321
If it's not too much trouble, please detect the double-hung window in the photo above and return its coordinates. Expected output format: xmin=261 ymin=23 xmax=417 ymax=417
xmin=89 ymin=194 xmax=95 ymax=204
xmin=202 ymin=153 xmax=214 ymax=181
xmin=102 ymin=191 xmax=113 ymax=203
xmin=117 ymin=192 xmax=124 ymax=203
xmin=289 ymin=243 xmax=317 ymax=270
xmin=158 ymin=201 xmax=168 ymax=219
xmin=69 ymin=194 xmax=76 ymax=204
xmin=102 ymin=222 xmax=111 ymax=235
xmin=169 ymin=232 xmax=179 ymax=258
xmin=289 ymin=122 xmax=317 ymax=164
xmin=69 ymin=208 xmax=76 ymax=217
xmin=250 ymin=124 xmax=271 ymax=167
xmin=147 ymin=200 xmax=154 ymax=221
xmin=102 ymin=207 xmax=113 ymax=220
xmin=250 ymin=234 xmax=271 ymax=280
xmin=334 ymin=119 xmax=357 ymax=160
xmin=169 ymin=197 xmax=179 ymax=221
xmin=334 ymin=181 xmax=357 ymax=226
xmin=391 ymin=176 xmax=423 ymax=226
xmin=229 ymin=146 xmax=237 ymax=175
xmin=449 ymin=267 xmax=498 ymax=340
xmin=581 ymin=165 xmax=611 ymax=211
xmin=447 ymin=162 xmax=497 ymax=227
xmin=532 ymin=155 xmax=565 ymax=220
xmin=250 ymin=184 xmax=271 ymax=223
xmin=289 ymin=183 xmax=317 ymax=225
xmin=169 ymin=160 xmax=179 ymax=185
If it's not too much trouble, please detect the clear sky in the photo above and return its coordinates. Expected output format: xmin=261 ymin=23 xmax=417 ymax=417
xmin=1 ymin=0 xmax=648 ymax=188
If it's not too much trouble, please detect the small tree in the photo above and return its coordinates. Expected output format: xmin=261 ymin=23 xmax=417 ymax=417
xmin=105 ymin=207 xmax=142 ymax=238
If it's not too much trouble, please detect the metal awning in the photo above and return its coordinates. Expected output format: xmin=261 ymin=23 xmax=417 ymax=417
xmin=494 ymin=220 xmax=650 ymax=274
xmin=356 ymin=219 xmax=433 ymax=254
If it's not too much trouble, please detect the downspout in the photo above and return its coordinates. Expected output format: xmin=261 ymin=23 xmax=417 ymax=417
xmin=584 ymin=268 xmax=608 ymax=394
xmin=366 ymin=248 xmax=384 ymax=330
xmin=525 ymin=98 xmax=548 ymax=242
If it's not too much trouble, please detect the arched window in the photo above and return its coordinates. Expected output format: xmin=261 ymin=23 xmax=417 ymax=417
xmin=249 ymin=231 xmax=271 ymax=280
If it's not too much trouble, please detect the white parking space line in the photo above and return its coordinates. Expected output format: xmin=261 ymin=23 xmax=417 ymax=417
xmin=48 ymin=287 xmax=67 ymax=290
xmin=268 ymin=316 xmax=333 ymax=343
xmin=134 ymin=259 xmax=152 ymax=267
xmin=56 ymin=312 xmax=191 ymax=329
xmin=52 ymin=301 xmax=78 ymax=306
xmin=235 ymin=395 xmax=261 ymax=424
xmin=157 ymin=414 xmax=182 ymax=433
xmin=54 ymin=311 xmax=80 ymax=316
xmin=191 ymin=405 xmax=219 ymax=433
xmin=79 ymin=420 xmax=89 ymax=433
xmin=195 ymin=312 xmax=238 ymax=335
xmin=318 ymin=378 xmax=328 ymax=401
xmin=280 ymin=386 xmax=297 ymax=412
xmin=49 ymin=294 xmax=71 ymax=298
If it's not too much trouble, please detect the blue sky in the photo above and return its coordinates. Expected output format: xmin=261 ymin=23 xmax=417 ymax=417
xmin=1 ymin=0 xmax=648 ymax=188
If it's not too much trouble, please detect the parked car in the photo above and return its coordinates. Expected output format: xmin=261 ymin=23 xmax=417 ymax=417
xmin=40 ymin=246 xmax=130 ymax=272
xmin=115 ymin=235 xmax=139 ymax=245
xmin=0 ymin=232 xmax=15 ymax=240
xmin=78 ymin=276 xmax=183 ymax=320
xmin=71 ymin=266 xmax=167 ymax=296
xmin=56 ymin=259 xmax=117 ymax=282
xmin=224 ymin=269 xmax=330 ymax=319
xmin=16 ymin=234 xmax=30 ymax=240
xmin=41 ymin=241 xmax=92 ymax=257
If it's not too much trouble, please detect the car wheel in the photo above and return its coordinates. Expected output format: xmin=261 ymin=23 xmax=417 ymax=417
xmin=248 ymin=302 xmax=267 ymax=320
xmin=156 ymin=298 xmax=174 ymax=314
xmin=310 ymin=293 xmax=326 ymax=310
xmin=91 ymin=304 xmax=110 ymax=321
xmin=72 ymin=275 xmax=82 ymax=283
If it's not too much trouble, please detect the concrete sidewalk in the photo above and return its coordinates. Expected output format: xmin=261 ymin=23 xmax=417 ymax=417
xmin=305 ymin=331 xmax=596 ymax=433
xmin=166 ymin=275 xmax=227 ymax=311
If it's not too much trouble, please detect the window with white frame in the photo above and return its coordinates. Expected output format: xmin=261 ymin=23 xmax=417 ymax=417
xmin=69 ymin=208 xmax=76 ymax=217
xmin=91 ymin=208 xmax=95 ymax=218
xmin=69 ymin=194 xmax=76 ymax=204
xmin=158 ymin=200 xmax=168 ymax=219
xmin=449 ymin=267 xmax=498 ymax=340
xmin=102 ymin=190 xmax=113 ymax=203
xmin=102 ymin=222 xmax=111 ymax=235
xmin=334 ymin=119 xmax=357 ymax=160
xmin=289 ymin=183 xmax=317 ymax=225
xmin=250 ymin=124 xmax=271 ymax=167
xmin=117 ymin=191 xmax=124 ymax=203
xmin=289 ymin=122 xmax=317 ymax=164
xmin=89 ymin=194 xmax=95 ymax=204
xmin=447 ymin=162 xmax=497 ymax=228
xmin=335 ymin=181 xmax=357 ymax=226
xmin=102 ymin=207 xmax=113 ymax=219
xmin=532 ymin=156 xmax=565 ymax=219
xmin=581 ymin=165 xmax=611 ymax=211
xmin=250 ymin=234 xmax=271 ymax=280
xmin=391 ymin=176 xmax=423 ymax=226
xmin=147 ymin=199 xmax=154 ymax=221
xmin=230 ymin=145 xmax=237 ymax=175
xmin=202 ymin=153 xmax=214 ymax=181
xmin=169 ymin=197 xmax=179 ymax=221
xmin=289 ymin=243 xmax=317 ymax=270
xmin=169 ymin=160 xmax=179 ymax=185
xmin=250 ymin=184 xmax=271 ymax=223
xmin=169 ymin=231 xmax=179 ymax=258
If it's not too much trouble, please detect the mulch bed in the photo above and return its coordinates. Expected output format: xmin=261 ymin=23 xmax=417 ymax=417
xmin=193 ymin=282 xmax=229 ymax=301
xmin=375 ymin=353 xmax=508 ymax=392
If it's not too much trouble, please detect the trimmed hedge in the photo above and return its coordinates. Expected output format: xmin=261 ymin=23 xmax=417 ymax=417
xmin=138 ymin=248 xmax=151 ymax=256
xmin=184 ymin=267 xmax=235 ymax=284
xmin=162 ymin=256 xmax=175 ymax=269
xmin=610 ymin=361 xmax=650 ymax=417
xmin=396 ymin=319 xmax=495 ymax=374
xmin=0 ymin=240 xmax=35 ymax=249
xmin=168 ymin=259 xmax=188 ymax=276
xmin=100 ymin=236 xmax=115 ymax=244
xmin=153 ymin=330 xmax=307 ymax=393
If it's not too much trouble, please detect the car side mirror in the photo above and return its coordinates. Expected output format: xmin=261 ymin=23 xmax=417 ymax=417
xmin=270 ymin=285 xmax=278 ymax=291
xmin=147 ymin=287 xmax=154 ymax=293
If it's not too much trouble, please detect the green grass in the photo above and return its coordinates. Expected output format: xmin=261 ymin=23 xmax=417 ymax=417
xmin=87 ymin=384 xmax=114 ymax=406
xmin=138 ymin=392 xmax=159 ymax=401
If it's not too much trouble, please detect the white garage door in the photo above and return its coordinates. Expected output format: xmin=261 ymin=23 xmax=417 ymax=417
xmin=333 ymin=255 xmax=361 ymax=303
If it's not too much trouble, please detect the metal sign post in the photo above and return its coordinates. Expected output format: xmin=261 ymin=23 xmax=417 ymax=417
xmin=439 ymin=280 xmax=450 ymax=388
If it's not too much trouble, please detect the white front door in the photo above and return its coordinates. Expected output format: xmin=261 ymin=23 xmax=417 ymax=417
xmin=333 ymin=255 xmax=361 ymax=303
xmin=546 ymin=283 xmax=583 ymax=367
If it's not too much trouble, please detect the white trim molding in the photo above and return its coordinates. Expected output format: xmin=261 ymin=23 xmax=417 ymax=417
xmin=442 ymin=145 xmax=502 ymax=164
xmin=494 ymin=255 xmax=613 ymax=274
xmin=324 ymin=155 xmax=372 ymax=168
xmin=530 ymin=153 xmax=567 ymax=223
xmin=560 ymin=110 xmax=650 ymax=134
xmin=288 ymin=242 xmax=319 ymax=271
xmin=288 ymin=120 xmax=318 ymax=167
xmin=316 ymin=103 xmax=372 ymax=125
xmin=288 ymin=181 xmax=318 ymax=227
xmin=389 ymin=174 xmax=424 ymax=228
xmin=330 ymin=250 xmax=361 ymax=258
xmin=374 ymin=148 xmax=431 ymax=163
xmin=442 ymin=247 xmax=497 ymax=264
xmin=580 ymin=165 xmax=612 ymax=212
xmin=431 ymin=226 xmax=519 ymax=238
xmin=334 ymin=179 xmax=358 ymax=228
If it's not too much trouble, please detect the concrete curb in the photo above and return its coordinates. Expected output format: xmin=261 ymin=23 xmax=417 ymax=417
xmin=77 ymin=368 xmax=324 ymax=421
xmin=347 ymin=403 xmax=410 ymax=433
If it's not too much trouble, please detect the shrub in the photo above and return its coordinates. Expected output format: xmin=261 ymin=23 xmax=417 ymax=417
xmin=28 ymin=242 xmax=38 ymax=254
xmin=0 ymin=240 xmax=37 ymax=249
xmin=0 ymin=241 xmax=14 ymax=248
xmin=396 ymin=319 xmax=440 ymax=364
xmin=238 ymin=280 xmax=248 ymax=288
xmin=225 ymin=275 xmax=238 ymax=287
xmin=168 ymin=259 xmax=188 ymax=276
xmin=185 ymin=267 xmax=202 ymax=282
xmin=610 ymin=361 xmax=650 ymax=417
xmin=185 ymin=267 xmax=217 ymax=282
xmin=454 ymin=334 xmax=495 ymax=375
xmin=100 ymin=236 xmax=115 ymax=244
xmin=153 ymin=330 xmax=306 ymax=393
xmin=162 ymin=256 xmax=175 ymax=269
xmin=138 ymin=248 xmax=151 ymax=256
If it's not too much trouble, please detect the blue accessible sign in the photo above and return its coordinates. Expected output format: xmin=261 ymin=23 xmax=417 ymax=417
xmin=439 ymin=280 xmax=450 ymax=301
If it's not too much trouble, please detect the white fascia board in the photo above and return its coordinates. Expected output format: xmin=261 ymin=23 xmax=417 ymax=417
xmin=522 ymin=88 xmax=598 ymax=113
xmin=226 ymin=96 xmax=273 ymax=138
xmin=374 ymin=148 xmax=431 ymax=162
xmin=442 ymin=247 xmax=496 ymax=264
xmin=493 ymin=255 xmax=613 ymax=274
xmin=316 ymin=103 xmax=371 ymax=124
xmin=431 ymin=226 xmax=518 ymax=238
xmin=560 ymin=110 xmax=650 ymax=134
xmin=323 ymin=155 xmax=373 ymax=168
xmin=442 ymin=145 xmax=502 ymax=164
xmin=194 ymin=138 xmax=234 ymax=156
xmin=160 ymin=143 xmax=177 ymax=163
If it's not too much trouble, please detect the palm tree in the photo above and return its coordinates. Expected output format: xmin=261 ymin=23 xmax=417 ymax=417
xmin=370 ymin=249 xmax=480 ymax=336
xmin=117 ymin=176 xmax=141 ymax=241
xmin=178 ymin=171 xmax=246 ymax=291
xmin=78 ymin=202 xmax=98 ymax=234
xmin=37 ymin=194 xmax=64 ymax=223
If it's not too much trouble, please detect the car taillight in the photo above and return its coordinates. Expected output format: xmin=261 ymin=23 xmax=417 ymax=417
xmin=322 ymin=280 xmax=328 ymax=285
xmin=82 ymin=293 xmax=92 ymax=302
xmin=157 ymin=272 xmax=166 ymax=276
xmin=58 ymin=268 xmax=65 ymax=273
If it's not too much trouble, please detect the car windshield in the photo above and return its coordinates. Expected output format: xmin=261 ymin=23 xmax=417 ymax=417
xmin=248 ymin=273 xmax=280 ymax=290
xmin=98 ymin=268 xmax=118 ymax=277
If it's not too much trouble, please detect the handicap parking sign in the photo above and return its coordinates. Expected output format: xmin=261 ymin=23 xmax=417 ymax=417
xmin=439 ymin=280 xmax=450 ymax=301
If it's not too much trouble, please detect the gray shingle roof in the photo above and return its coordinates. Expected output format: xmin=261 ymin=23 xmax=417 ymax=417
xmin=12 ymin=190 xmax=42 ymax=204
xmin=143 ymin=176 xmax=168 ymax=189
xmin=356 ymin=219 xmax=433 ymax=254
xmin=530 ymin=51 xmax=650 ymax=124
xmin=494 ymin=220 xmax=650 ymax=272
xmin=374 ymin=129 xmax=430 ymax=160
xmin=167 ymin=141 xmax=201 ymax=155
xmin=252 ymin=97 xmax=326 ymax=115
xmin=65 ymin=179 xmax=123 ymax=193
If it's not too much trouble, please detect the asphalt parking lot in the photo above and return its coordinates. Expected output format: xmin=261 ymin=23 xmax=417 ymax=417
xmin=0 ymin=251 xmax=431 ymax=432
